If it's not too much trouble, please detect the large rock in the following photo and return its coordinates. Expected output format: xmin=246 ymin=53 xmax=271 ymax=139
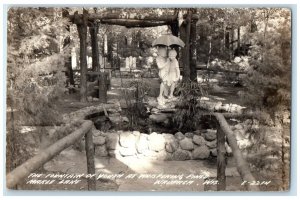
xmin=193 ymin=135 xmax=206 ymax=146
xmin=204 ymin=129 xmax=217 ymax=141
xmin=163 ymin=134 xmax=179 ymax=153
xmin=91 ymin=129 xmax=102 ymax=137
xmin=155 ymin=150 xmax=173 ymax=161
xmin=136 ymin=133 xmax=149 ymax=154
xmin=185 ymin=132 xmax=194 ymax=138
xmin=172 ymin=149 xmax=192 ymax=161
xmin=93 ymin=136 xmax=106 ymax=146
xmin=175 ymin=132 xmax=185 ymax=140
xmin=205 ymin=140 xmax=217 ymax=149
xmin=106 ymin=133 xmax=119 ymax=150
xmin=119 ymin=146 xmax=136 ymax=156
xmin=192 ymin=146 xmax=210 ymax=159
xmin=95 ymin=145 xmax=108 ymax=157
xmin=165 ymin=143 xmax=174 ymax=153
xmin=119 ymin=131 xmax=136 ymax=148
xmin=193 ymin=130 xmax=202 ymax=136
xmin=179 ymin=138 xmax=194 ymax=150
xmin=148 ymin=132 xmax=165 ymax=151
xmin=132 ymin=131 xmax=141 ymax=137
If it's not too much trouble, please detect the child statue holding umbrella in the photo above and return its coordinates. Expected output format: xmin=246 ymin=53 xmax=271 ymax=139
xmin=152 ymin=34 xmax=185 ymax=106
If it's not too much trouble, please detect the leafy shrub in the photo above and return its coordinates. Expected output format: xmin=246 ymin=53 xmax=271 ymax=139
xmin=173 ymin=80 xmax=207 ymax=131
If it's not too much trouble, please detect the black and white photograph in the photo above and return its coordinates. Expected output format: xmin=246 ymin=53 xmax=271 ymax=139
xmin=4 ymin=6 xmax=292 ymax=193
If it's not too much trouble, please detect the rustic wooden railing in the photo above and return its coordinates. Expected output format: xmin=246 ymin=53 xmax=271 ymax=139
xmin=6 ymin=120 xmax=96 ymax=190
xmin=214 ymin=113 xmax=259 ymax=191
xmin=6 ymin=111 xmax=259 ymax=191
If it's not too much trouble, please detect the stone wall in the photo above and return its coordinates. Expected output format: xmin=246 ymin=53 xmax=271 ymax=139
xmin=90 ymin=127 xmax=231 ymax=161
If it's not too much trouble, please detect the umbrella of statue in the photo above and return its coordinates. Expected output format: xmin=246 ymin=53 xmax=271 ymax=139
xmin=152 ymin=34 xmax=185 ymax=47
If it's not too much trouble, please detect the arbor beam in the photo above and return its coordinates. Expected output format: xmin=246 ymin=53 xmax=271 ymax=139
xmin=99 ymin=19 xmax=169 ymax=28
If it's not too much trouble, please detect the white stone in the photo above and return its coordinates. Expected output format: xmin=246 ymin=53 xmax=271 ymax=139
xmin=205 ymin=140 xmax=217 ymax=149
xmin=175 ymin=132 xmax=185 ymax=140
xmin=185 ymin=132 xmax=194 ymax=138
xmin=91 ymin=129 xmax=102 ymax=137
xmin=192 ymin=146 xmax=210 ymax=159
xmin=179 ymin=138 xmax=194 ymax=150
xmin=148 ymin=132 xmax=165 ymax=151
xmin=172 ymin=149 xmax=192 ymax=161
xmin=204 ymin=129 xmax=217 ymax=141
xmin=136 ymin=134 xmax=149 ymax=154
xmin=132 ymin=131 xmax=140 ymax=136
xmin=193 ymin=135 xmax=206 ymax=146
xmin=163 ymin=134 xmax=179 ymax=153
xmin=93 ymin=136 xmax=106 ymax=146
xmin=119 ymin=131 xmax=136 ymax=148
xmin=95 ymin=145 xmax=108 ymax=157
xmin=119 ymin=146 xmax=136 ymax=156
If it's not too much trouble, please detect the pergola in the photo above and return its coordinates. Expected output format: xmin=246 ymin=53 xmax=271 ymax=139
xmin=64 ymin=8 xmax=199 ymax=102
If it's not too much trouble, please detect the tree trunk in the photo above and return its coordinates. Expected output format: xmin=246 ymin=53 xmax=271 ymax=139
xmin=89 ymin=24 xmax=99 ymax=71
xmin=237 ymin=25 xmax=240 ymax=51
xmin=179 ymin=21 xmax=188 ymax=80
xmin=62 ymin=9 xmax=74 ymax=86
xmin=225 ymin=31 xmax=230 ymax=49
xmin=76 ymin=10 xmax=88 ymax=102
xmin=170 ymin=21 xmax=180 ymax=60
xmin=190 ymin=16 xmax=197 ymax=81
xmin=6 ymin=121 xmax=93 ymax=189
xmin=230 ymin=27 xmax=234 ymax=60
xmin=183 ymin=10 xmax=191 ymax=81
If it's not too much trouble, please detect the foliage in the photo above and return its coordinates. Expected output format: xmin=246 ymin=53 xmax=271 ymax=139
xmin=240 ymin=8 xmax=291 ymax=118
xmin=120 ymin=78 xmax=151 ymax=130
xmin=173 ymin=80 xmax=206 ymax=131
xmin=7 ymin=8 xmax=70 ymax=125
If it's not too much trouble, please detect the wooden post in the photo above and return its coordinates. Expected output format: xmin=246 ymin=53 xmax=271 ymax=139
xmin=217 ymin=126 xmax=226 ymax=191
xmin=190 ymin=10 xmax=198 ymax=82
xmin=89 ymin=23 xmax=99 ymax=71
xmin=85 ymin=129 xmax=96 ymax=190
xmin=76 ymin=9 xmax=88 ymax=102
xmin=99 ymin=71 xmax=108 ymax=103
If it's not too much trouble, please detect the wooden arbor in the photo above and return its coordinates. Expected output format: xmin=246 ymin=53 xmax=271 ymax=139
xmin=67 ymin=8 xmax=199 ymax=102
